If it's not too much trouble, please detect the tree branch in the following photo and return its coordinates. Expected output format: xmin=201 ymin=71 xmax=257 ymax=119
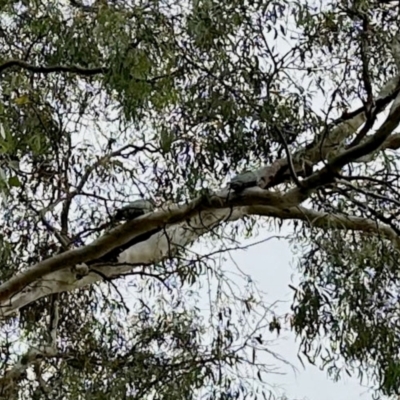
xmin=61 ymin=144 xmax=149 ymax=235
xmin=248 ymin=205 xmax=400 ymax=250
xmin=0 ymin=59 xmax=179 ymax=83
xmin=0 ymin=59 xmax=106 ymax=75
xmin=283 ymin=91 xmax=400 ymax=203
xmin=1 ymin=190 xmax=400 ymax=317
xmin=2 ymin=95 xmax=400 ymax=316
xmin=0 ymin=188 xmax=291 ymax=310
xmin=254 ymin=75 xmax=400 ymax=190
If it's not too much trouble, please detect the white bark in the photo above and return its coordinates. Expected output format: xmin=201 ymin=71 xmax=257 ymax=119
xmin=2 ymin=198 xmax=400 ymax=317
xmin=0 ymin=206 xmax=248 ymax=317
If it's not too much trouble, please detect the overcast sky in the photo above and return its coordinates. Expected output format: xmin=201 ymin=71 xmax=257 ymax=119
xmin=188 ymin=224 xmax=380 ymax=400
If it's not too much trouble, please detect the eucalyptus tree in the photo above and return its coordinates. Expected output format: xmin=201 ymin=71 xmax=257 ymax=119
xmin=1 ymin=0 xmax=400 ymax=398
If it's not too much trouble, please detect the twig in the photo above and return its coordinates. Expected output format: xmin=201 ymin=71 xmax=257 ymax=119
xmin=60 ymin=144 xmax=150 ymax=234
xmin=88 ymin=268 xmax=129 ymax=313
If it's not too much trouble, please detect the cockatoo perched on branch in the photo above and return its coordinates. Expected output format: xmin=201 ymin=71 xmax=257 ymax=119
xmin=113 ymin=199 xmax=154 ymax=221
xmin=229 ymin=170 xmax=264 ymax=192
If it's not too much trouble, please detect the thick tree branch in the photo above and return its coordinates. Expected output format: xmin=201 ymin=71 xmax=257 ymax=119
xmin=0 ymin=188 xmax=290 ymax=309
xmin=1 ymin=192 xmax=400 ymax=317
xmin=253 ymin=75 xmax=400 ymax=190
xmin=2 ymin=89 xmax=400 ymax=315
xmin=283 ymin=91 xmax=400 ymax=203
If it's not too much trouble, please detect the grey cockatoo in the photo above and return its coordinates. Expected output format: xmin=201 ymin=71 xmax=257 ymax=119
xmin=113 ymin=199 xmax=154 ymax=221
xmin=229 ymin=170 xmax=263 ymax=192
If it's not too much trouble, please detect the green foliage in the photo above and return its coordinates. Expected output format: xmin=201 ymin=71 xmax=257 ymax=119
xmin=292 ymin=228 xmax=400 ymax=397
xmin=2 ymin=0 xmax=400 ymax=398
xmin=289 ymin=136 xmax=400 ymax=397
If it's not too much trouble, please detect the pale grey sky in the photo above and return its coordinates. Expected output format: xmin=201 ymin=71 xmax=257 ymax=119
xmin=224 ymin=233 xmax=374 ymax=400
xmin=195 ymin=220 xmax=387 ymax=400
xmin=173 ymin=228 xmax=378 ymax=400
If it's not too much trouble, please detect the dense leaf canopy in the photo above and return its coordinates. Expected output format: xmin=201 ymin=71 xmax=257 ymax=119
xmin=1 ymin=0 xmax=400 ymax=399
